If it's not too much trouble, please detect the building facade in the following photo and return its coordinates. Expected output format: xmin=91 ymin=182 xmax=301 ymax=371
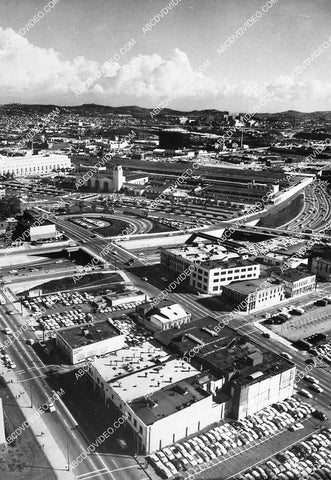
xmin=311 ymin=256 xmax=331 ymax=281
xmin=0 ymin=152 xmax=71 ymax=176
xmin=272 ymin=270 xmax=316 ymax=298
xmin=161 ymin=245 xmax=260 ymax=295
xmin=223 ymin=278 xmax=285 ymax=314
xmin=56 ymin=321 xmax=125 ymax=364
xmin=137 ymin=301 xmax=192 ymax=331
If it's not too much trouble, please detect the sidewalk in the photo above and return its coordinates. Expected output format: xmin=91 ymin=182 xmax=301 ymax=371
xmin=1 ymin=367 xmax=76 ymax=480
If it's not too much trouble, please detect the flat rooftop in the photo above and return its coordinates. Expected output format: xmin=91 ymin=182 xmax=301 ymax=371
xmin=155 ymin=316 xmax=293 ymax=387
xmin=110 ymin=358 xmax=199 ymax=402
xmin=278 ymin=269 xmax=315 ymax=282
xmin=92 ymin=341 xmax=170 ymax=382
xmin=224 ymin=277 xmax=282 ymax=295
xmin=199 ymin=258 xmax=257 ymax=270
xmin=130 ymin=375 xmax=210 ymax=426
xmin=162 ymin=243 xmax=238 ymax=264
xmin=57 ymin=320 xmax=121 ymax=349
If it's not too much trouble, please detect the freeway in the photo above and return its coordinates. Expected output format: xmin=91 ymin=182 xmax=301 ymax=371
xmin=283 ymin=181 xmax=331 ymax=234
xmin=50 ymin=215 xmax=331 ymax=475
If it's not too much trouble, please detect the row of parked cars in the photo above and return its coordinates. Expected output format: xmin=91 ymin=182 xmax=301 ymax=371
xmin=0 ymin=347 xmax=16 ymax=369
xmin=23 ymin=291 xmax=95 ymax=312
xmin=234 ymin=428 xmax=331 ymax=480
xmin=310 ymin=341 xmax=331 ymax=365
xmin=147 ymin=397 xmax=315 ymax=479
xmin=37 ymin=308 xmax=88 ymax=331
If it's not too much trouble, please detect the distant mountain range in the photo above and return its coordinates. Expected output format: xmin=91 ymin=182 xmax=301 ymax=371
xmin=1 ymin=103 xmax=331 ymax=121
xmin=0 ymin=103 xmax=226 ymax=117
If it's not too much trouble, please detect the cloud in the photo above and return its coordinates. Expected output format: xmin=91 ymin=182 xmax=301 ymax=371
xmin=1 ymin=26 xmax=331 ymax=110
xmin=0 ymin=27 xmax=99 ymax=99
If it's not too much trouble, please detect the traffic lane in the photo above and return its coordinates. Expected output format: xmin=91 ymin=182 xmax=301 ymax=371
xmin=0 ymin=309 xmax=112 ymax=480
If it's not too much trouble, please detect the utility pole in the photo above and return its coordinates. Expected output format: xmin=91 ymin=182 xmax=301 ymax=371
xmin=66 ymin=442 xmax=70 ymax=471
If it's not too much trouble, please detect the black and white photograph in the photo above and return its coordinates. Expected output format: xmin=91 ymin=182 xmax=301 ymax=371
xmin=0 ymin=1 xmax=330 ymax=479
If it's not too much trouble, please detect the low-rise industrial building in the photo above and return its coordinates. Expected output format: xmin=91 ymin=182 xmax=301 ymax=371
xmin=88 ymin=348 xmax=219 ymax=453
xmin=56 ymin=320 xmax=125 ymax=364
xmin=311 ymin=256 xmax=331 ymax=281
xmin=30 ymin=224 xmax=57 ymax=241
xmin=272 ymin=269 xmax=316 ymax=298
xmin=222 ymin=277 xmax=285 ymax=313
xmin=136 ymin=300 xmax=191 ymax=331
xmin=156 ymin=316 xmax=296 ymax=420
xmin=105 ymin=289 xmax=146 ymax=307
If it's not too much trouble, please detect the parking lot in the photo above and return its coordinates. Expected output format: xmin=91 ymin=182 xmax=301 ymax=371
xmin=266 ymin=300 xmax=331 ymax=342
xmin=22 ymin=290 xmax=147 ymax=333
xmin=146 ymin=396 xmax=323 ymax=480
xmin=232 ymin=427 xmax=331 ymax=480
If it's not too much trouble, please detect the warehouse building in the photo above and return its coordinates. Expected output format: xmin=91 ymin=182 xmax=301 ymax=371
xmin=56 ymin=320 xmax=125 ymax=364
xmin=310 ymin=255 xmax=331 ymax=281
xmin=88 ymin=348 xmax=220 ymax=454
xmin=155 ymin=316 xmax=296 ymax=421
xmin=136 ymin=300 xmax=192 ymax=331
xmin=222 ymin=277 xmax=285 ymax=313
xmin=272 ymin=269 xmax=316 ymax=298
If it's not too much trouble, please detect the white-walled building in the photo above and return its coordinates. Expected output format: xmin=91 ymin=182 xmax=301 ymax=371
xmin=56 ymin=320 xmax=125 ymax=364
xmin=272 ymin=269 xmax=316 ymax=298
xmin=88 ymin=353 xmax=221 ymax=454
xmin=161 ymin=244 xmax=260 ymax=294
xmin=137 ymin=300 xmax=192 ymax=331
xmin=30 ymin=224 xmax=57 ymax=241
xmin=223 ymin=277 xmax=285 ymax=314
xmin=0 ymin=152 xmax=71 ymax=176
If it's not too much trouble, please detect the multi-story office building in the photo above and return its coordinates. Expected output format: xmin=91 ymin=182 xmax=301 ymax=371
xmin=0 ymin=152 xmax=71 ymax=176
xmin=161 ymin=244 xmax=260 ymax=294
xmin=222 ymin=277 xmax=285 ymax=313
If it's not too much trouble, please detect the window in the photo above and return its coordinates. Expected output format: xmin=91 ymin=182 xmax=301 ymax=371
xmin=248 ymin=267 xmax=253 ymax=271
xmin=134 ymin=419 xmax=137 ymax=428
xmin=139 ymin=426 xmax=143 ymax=434
xmin=234 ymin=276 xmax=239 ymax=280
xmin=213 ymin=286 xmax=218 ymax=291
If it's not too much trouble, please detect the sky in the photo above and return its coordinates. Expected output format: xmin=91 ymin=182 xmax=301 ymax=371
xmin=0 ymin=0 xmax=331 ymax=112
